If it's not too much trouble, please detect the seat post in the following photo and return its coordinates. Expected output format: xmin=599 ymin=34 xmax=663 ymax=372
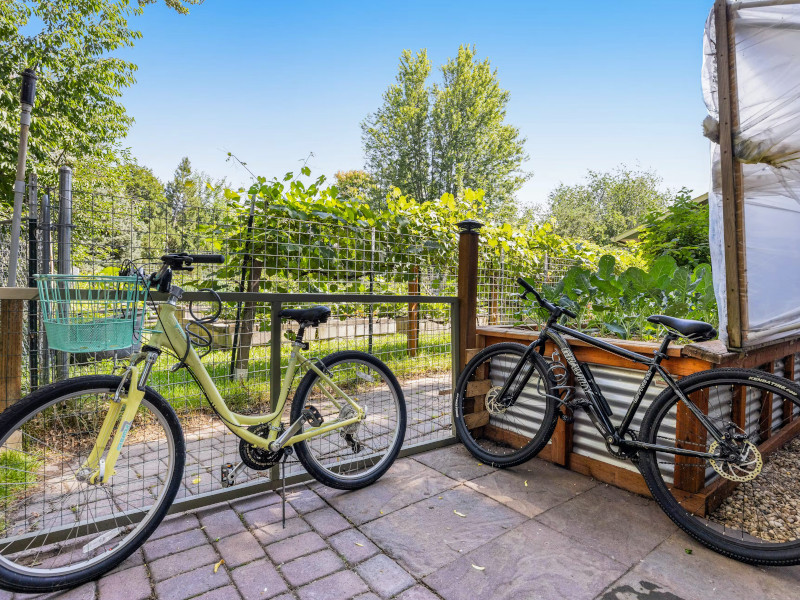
xmin=654 ymin=333 xmax=676 ymax=364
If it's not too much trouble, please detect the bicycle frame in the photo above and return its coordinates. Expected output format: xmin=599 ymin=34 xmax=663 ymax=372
xmin=499 ymin=320 xmax=727 ymax=461
xmin=82 ymin=300 xmax=365 ymax=483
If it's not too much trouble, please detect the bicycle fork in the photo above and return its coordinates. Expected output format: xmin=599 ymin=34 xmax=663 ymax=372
xmin=78 ymin=353 xmax=158 ymax=485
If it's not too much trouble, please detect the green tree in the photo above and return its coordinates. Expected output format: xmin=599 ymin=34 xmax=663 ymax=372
xmin=362 ymin=49 xmax=432 ymax=203
xmin=0 ymin=0 xmax=198 ymax=212
xmin=638 ymin=188 xmax=710 ymax=268
xmin=333 ymin=170 xmax=382 ymax=208
xmin=430 ymin=45 xmax=529 ymax=214
xmin=361 ymin=46 xmax=528 ymax=214
xmin=544 ymin=166 xmax=671 ymax=245
xmin=161 ymin=156 xmax=227 ymax=251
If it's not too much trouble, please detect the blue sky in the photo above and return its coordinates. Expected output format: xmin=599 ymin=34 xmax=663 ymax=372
xmin=119 ymin=0 xmax=714 ymax=208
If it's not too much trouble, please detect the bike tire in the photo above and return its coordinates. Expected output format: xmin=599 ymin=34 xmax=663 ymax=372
xmin=453 ymin=342 xmax=559 ymax=468
xmin=291 ymin=351 xmax=406 ymax=490
xmin=0 ymin=375 xmax=185 ymax=593
xmin=638 ymin=367 xmax=800 ymax=565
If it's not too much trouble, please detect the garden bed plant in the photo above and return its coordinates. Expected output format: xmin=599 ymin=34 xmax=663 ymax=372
xmin=519 ymin=253 xmax=718 ymax=342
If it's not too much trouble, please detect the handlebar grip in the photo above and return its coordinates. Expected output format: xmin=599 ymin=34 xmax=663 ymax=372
xmin=187 ymin=254 xmax=225 ymax=264
xmin=562 ymin=307 xmax=578 ymax=319
xmin=516 ymin=277 xmax=535 ymax=293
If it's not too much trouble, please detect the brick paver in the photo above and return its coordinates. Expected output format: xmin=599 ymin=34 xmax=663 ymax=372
xmin=296 ymin=570 xmax=369 ymax=600
xmin=328 ymin=529 xmax=380 ymax=564
xmin=286 ymin=486 xmax=327 ymax=513
xmin=149 ymin=543 xmax=219 ymax=581
xmin=281 ymin=548 xmax=345 ymax=587
xmin=216 ymin=530 xmax=267 ymax=567
xmin=149 ymin=512 xmax=201 ymax=541
xmin=97 ymin=564 xmax=150 ymax=600
xmin=143 ymin=527 xmax=208 ymax=562
xmin=252 ymin=516 xmax=312 ymax=545
xmin=242 ymin=503 xmax=297 ymax=529
xmin=266 ymin=531 xmax=328 ymax=564
xmin=198 ymin=504 xmax=248 ymax=540
xmin=304 ymin=506 xmax=351 ymax=537
xmin=192 ymin=585 xmax=243 ymax=600
xmin=356 ymin=554 xmax=415 ymax=599
xmin=395 ymin=586 xmax=441 ymax=600
xmin=18 ymin=446 xmax=800 ymax=600
xmin=230 ymin=558 xmax=289 ymax=600
xmin=154 ymin=563 xmax=231 ymax=600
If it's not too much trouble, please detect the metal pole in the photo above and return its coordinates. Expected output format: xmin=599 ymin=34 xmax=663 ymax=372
xmin=27 ymin=173 xmax=38 ymax=390
xmin=8 ymin=69 xmax=37 ymax=287
xmin=40 ymin=190 xmax=51 ymax=384
xmin=56 ymin=166 xmax=72 ymax=380
xmin=269 ymin=300 xmax=282 ymax=483
xmin=230 ymin=193 xmax=257 ymax=379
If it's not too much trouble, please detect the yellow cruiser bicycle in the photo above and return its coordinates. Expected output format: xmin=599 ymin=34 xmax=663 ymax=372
xmin=0 ymin=253 xmax=406 ymax=593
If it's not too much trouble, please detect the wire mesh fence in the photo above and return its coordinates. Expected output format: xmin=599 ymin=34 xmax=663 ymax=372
xmin=1 ymin=178 xmax=460 ymax=513
xmin=478 ymin=250 xmax=578 ymax=329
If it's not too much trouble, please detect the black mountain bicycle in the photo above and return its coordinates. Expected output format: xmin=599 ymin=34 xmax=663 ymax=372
xmin=453 ymin=277 xmax=800 ymax=565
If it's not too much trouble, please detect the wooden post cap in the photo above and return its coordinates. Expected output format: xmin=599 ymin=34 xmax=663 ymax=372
xmin=456 ymin=220 xmax=483 ymax=233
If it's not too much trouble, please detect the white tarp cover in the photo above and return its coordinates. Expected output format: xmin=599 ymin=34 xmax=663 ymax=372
xmin=704 ymin=2 xmax=800 ymax=346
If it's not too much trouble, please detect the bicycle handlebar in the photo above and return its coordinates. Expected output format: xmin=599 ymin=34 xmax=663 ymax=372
xmin=516 ymin=277 xmax=577 ymax=320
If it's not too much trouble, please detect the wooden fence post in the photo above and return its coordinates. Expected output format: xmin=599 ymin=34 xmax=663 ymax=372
xmin=715 ymin=0 xmax=748 ymax=349
xmin=407 ymin=267 xmax=419 ymax=357
xmin=1 ymin=298 xmax=24 ymax=449
xmin=457 ymin=220 xmax=482 ymax=370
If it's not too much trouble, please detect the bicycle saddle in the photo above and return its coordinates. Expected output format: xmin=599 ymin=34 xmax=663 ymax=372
xmin=280 ymin=305 xmax=331 ymax=326
xmin=647 ymin=315 xmax=717 ymax=342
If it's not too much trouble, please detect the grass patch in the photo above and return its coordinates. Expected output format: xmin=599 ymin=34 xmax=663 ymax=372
xmin=1 ymin=448 xmax=42 ymax=532
xmin=62 ymin=332 xmax=452 ymax=415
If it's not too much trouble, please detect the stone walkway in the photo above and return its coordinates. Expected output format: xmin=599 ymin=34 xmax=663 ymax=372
xmin=11 ymin=444 xmax=800 ymax=600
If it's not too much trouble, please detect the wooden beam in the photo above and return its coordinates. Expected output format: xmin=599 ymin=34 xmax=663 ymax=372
xmin=0 ymin=299 xmax=24 ymax=412
xmin=715 ymin=0 xmax=749 ymax=349
xmin=483 ymin=423 xmax=530 ymax=450
xmin=783 ymin=354 xmax=796 ymax=423
xmin=568 ymin=453 xmax=651 ymax=498
xmin=759 ymin=362 xmax=775 ymax=440
xmin=457 ymin=221 xmax=482 ymax=370
xmin=674 ymin=387 xmax=710 ymax=493
xmin=465 ymin=379 xmax=492 ymax=398
xmin=463 ymin=411 xmax=490 ymax=430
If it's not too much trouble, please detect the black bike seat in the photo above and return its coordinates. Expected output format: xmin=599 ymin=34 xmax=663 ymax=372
xmin=647 ymin=315 xmax=717 ymax=342
xmin=280 ymin=305 xmax=331 ymax=326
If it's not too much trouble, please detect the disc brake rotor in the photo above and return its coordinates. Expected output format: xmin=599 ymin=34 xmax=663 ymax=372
xmin=485 ymin=387 xmax=508 ymax=415
xmin=708 ymin=440 xmax=763 ymax=482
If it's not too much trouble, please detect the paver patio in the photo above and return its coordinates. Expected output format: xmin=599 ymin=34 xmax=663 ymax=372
xmin=13 ymin=444 xmax=800 ymax=600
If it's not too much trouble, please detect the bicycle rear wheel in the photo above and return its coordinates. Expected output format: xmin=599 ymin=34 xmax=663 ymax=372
xmin=291 ymin=351 xmax=406 ymax=490
xmin=453 ymin=342 xmax=559 ymax=468
xmin=0 ymin=375 xmax=184 ymax=593
xmin=639 ymin=367 xmax=800 ymax=565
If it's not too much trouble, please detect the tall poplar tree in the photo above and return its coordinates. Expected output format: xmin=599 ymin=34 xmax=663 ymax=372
xmin=361 ymin=45 xmax=529 ymax=214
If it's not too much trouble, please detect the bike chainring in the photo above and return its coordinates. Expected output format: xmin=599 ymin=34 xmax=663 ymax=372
xmin=239 ymin=423 xmax=284 ymax=470
xmin=708 ymin=440 xmax=763 ymax=482
xmin=606 ymin=430 xmax=639 ymax=460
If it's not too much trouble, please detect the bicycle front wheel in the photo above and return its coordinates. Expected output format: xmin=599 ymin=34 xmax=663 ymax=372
xmin=0 ymin=375 xmax=185 ymax=593
xmin=639 ymin=368 xmax=800 ymax=565
xmin=291 ymin=351 xmax=406 ymax=490
xmin=453 ymin=342 xmax=559 ymax=468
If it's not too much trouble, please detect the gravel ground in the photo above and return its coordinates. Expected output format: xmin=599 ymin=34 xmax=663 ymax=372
xmin=711 ymin=437 xmax=800 ymax=542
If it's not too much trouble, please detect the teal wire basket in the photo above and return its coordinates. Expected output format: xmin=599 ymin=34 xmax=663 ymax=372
xmin=35 ymin=274 xmax=148 ymax=353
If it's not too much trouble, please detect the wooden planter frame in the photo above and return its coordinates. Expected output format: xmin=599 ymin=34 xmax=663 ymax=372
xmin=472 ymin=325 xmax=800 ymax=514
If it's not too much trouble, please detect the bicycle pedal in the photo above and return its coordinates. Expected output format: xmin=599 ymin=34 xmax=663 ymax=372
xmin=302 ymin=405 xmax=324 ymax=427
